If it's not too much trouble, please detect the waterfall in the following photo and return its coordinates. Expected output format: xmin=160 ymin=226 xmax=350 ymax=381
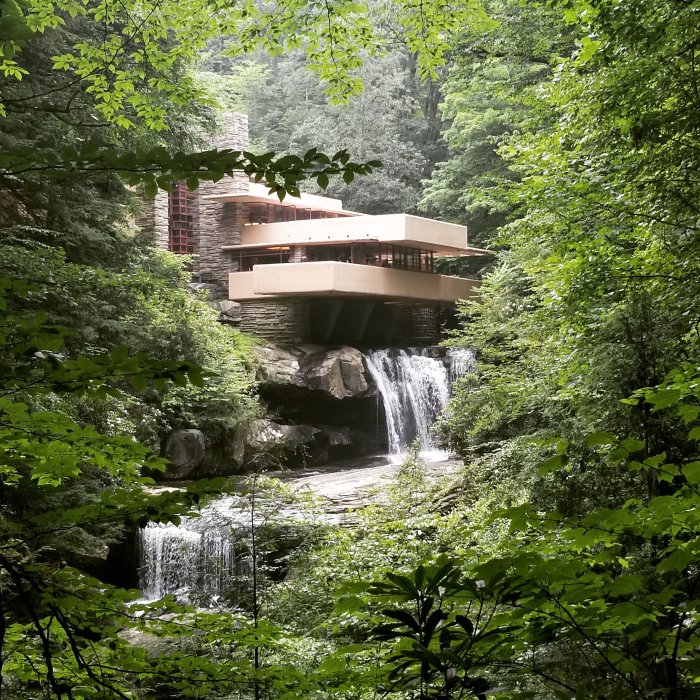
xmin=138 ymin=347 xmax=475 ymax=602
xmin=446 ymin=347 xmax=477 ymax=383
xmin=138 ymin=495 xmax=249 ymax=602
xmin=364 ymin=347 xmax=474 ymax=457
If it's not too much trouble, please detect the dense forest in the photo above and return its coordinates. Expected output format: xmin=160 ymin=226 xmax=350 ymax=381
xmin=1 ymin=0 xmax=698 ymax=698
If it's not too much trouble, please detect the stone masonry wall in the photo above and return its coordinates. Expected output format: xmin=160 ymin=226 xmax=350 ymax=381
xmin=239 ymin=299 xmax=311 ymax=344
xmin=135 ymin=112 xmax=250 ymax=287
xmin=134 ymin=190 xmax=169 ymax=249
xmin=195 ymin=112 xmax=250 ymax=286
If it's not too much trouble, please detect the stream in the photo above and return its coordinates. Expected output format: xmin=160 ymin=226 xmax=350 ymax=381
xmin=138 ymin=347 xmax=473 ymax=602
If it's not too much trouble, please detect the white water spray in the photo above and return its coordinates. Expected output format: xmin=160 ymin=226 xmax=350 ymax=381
xmin=364 ymin=347 xmax=474 ymax=458
xmin=138 ymin=496 xmax=249 ymax=602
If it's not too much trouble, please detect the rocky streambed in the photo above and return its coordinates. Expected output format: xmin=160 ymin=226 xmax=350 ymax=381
xmin=162 ymin=344 xmax=382 ymax=480
xmin=160 ymin=342 xmax=474 ymax=484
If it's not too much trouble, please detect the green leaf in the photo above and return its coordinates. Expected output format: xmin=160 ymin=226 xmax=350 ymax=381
xmin=334 ymin=596 xmax=364 ymax=614
xmin=382 ymin=609 xmax=421 ymax=633
xmin=621 ymin=438 xmax=646 ymax=453
xmin=538 ymin=453 xmax=568 ymax=475
xmin=317 ymin=655 xmax=346 ymax=674
xmin=646 ymin=389 xmax=681 ymax=410
xmin=143 ymin=179 xmax=158 ymax=199
xmin=584 ymin=431 xmax=618 ymax=447
xmin=656 ymin=547 xmax=695 ymax=574
xmin=682 ymin=461 xmax=700 ymax=484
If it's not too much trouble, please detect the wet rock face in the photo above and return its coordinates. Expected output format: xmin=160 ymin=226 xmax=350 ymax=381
xmin=251 ymin=343 xmax=383 ymax=463
xmin=298 ymin=346 xmax=370 ymax=399
xmin=164 ymin=429 xmax=206 ymax=478
xmin=254 ymin=344 xmax=371 ymax=400
xmin=234 ymin=419 xmax=361 ymax=469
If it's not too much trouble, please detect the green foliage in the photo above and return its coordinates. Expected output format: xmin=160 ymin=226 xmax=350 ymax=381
xmin=219 ymin=50 xmax=438 ymax=214
xmin=0 ymin=231 xmax=257 ymax=454
xmin=420 ymin=0 xmax=571 ymax=245
xmin=8 ymin=0 xmax=496 ymax=126
xmin=0 ymin=267 xmax=245 ymax=696
xmin=3 ymin=0 xmax=700 ymax=696
xmin=429 ymin=0 xmax=700 ymax=695
xmin=368 ymin=556 xmax=498 ymax=699
xmin=342 ymin=374 xmax=700 ymax=699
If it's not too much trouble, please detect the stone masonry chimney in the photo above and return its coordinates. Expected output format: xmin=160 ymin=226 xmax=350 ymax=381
xmin=136 ymin=112 xmax=250 ymax=289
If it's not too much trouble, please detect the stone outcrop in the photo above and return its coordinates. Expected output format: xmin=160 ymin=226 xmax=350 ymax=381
xmin=188 ymin=282 xmax=222 ymax=300
xmin=158 ymin=343 xmax=383 ymax=481
xmin=299 ymin=347 xmax=369 ymax=398
xmin=250 ymin=343 xmax=382 ymax=464
xmin=163 ymin=429 xmax=206 ymax=479
xmin=238 ymin=418 xmax=320 ymax=468
xmin=253 ymin=345 xmax=301 ymax=385
xmin=210 ymin=299 xmax=241 ymax=324
xmin=253 ymin=344 xmax=371 ymax=400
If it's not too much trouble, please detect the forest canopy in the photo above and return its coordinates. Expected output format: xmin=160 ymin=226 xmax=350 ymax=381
xmin=0 ymin=0 xmax=699 ymax=698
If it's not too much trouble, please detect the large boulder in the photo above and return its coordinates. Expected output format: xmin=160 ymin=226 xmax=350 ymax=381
xmin=238 ymin=418 xmax=321 ymax=468
xmin=253 ymin=345 xmax=302 ymax=385
xmin=254 ymin=344 xmax=369 ymax=400
xmin=163 ymin=429 xmax=206 ymax=479
xmin=298 ymin=346 xmax=370 ymax=399
xmin=188 ymin=282 xmax=223 ymax=300
xmin=210 ymin=299 xmax=241 ymax=324
xmin=252 ymin=343 xmax=379 ymax=455
xmin=337 ymin=346 xmax=370 ymax=396
xmin=317 ymin=424 xmax=353 ymax=448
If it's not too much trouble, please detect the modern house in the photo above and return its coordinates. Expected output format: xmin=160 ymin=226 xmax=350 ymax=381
xmin=138 ymin=113 xmax=487 ymax=345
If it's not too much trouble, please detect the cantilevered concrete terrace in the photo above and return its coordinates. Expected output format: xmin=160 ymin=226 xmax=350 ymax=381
xmin=229 ymin=262 xmax=479 ymax=303
xmin=224 ymin=213 xmax=483 ymax=256
xmin=203 ymin=181 xmax=351 ymax=215
xmin=213 ymin=183 xmax=487 ymax=308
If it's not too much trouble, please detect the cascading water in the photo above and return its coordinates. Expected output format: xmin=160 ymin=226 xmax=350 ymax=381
xmin=138 ymin=347 xmax=475 ymax=602
xmin=138 ymin=496 xmax=250 ymax=602
xmin=364 ymin=347 xmax=474 ymax=457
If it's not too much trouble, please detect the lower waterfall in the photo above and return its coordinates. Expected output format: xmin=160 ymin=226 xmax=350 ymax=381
xmin=364 ymin=347 xmax=474 ymax=456
xmin=139 ymin=496 xmax=249 ymax=602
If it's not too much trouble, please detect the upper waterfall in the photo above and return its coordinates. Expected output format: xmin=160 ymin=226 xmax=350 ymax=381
xmin=364 ymin=347 xmax=474 ymax=457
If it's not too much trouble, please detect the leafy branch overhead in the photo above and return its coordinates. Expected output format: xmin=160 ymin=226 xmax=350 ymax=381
xmin=3 ymin=0 xmax=495 ymax=126
xmin=0 ymin=144 xmax=382 ymax=198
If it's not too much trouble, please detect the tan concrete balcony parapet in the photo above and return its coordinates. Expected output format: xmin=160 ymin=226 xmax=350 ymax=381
xmin=222 ymin=213 xmax=485 ymax=256
xmin=228 ymin=261 xmax=480 ymax=303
